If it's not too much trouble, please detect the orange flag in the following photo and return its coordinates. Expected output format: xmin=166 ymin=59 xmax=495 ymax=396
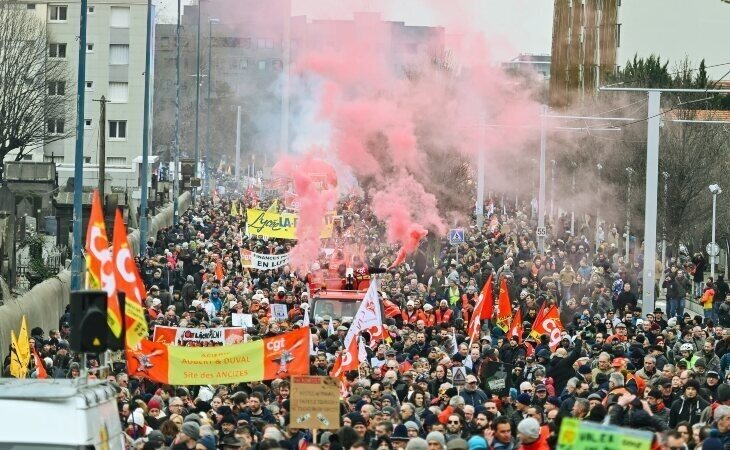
xmin=85 ymin=190 xmax=122 ymax=338
xmin=529 ymin=301 xmax=548 ymax=340
xmin=112 ymin=209 xmax=149 ymax=348
xmin=330 ymin=335 xmax=360 ymax=378
xmin=495 ymin=277 xmax=512 ymax=332
xmin=507 ymin=308 xmax=523 ymax=343
xmin=32 ymin=347 xmax=47 ymax=379
xmin=215 ymin=261 xmax=225 ymax=282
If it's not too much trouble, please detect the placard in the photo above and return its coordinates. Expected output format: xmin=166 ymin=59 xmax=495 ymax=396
xmin=557 ymin=418 xmax=653 ymax=450
xmin=290 ymin=376 xmax=341 ymax=430
xmin=232 ymin=313 xmax=254 ymax=328
xmin=270 ymin=304 xmax=289 ymax=322
xmin=152 ymin=325 xmax=245 ymax=346
xmin=481 ymin=361 xmax=514 ymax=394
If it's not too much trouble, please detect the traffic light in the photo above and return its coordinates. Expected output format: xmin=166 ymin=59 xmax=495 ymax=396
xmin=107 ymin=292 xmax=126 ymax=351
xmin=69 ymin=290 xmax=108 ymax=353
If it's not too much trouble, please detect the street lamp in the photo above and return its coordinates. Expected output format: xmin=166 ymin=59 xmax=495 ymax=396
xmin=709 ymin=184 xmax=722 ymax=280
xmin=570 ymin=161 xmax=577 ymax=236
xmin=595 ymin=163 xmax=603 ymax=253
xmin=661 ymin=172 xmax=669 ymax=270
xmin=625 ymin=167 xmax=634 ymax=260
xmin=204 ymin=18 xmax=220 ymax=195
xmin=549 ymin=160 xmax=556 ymax=222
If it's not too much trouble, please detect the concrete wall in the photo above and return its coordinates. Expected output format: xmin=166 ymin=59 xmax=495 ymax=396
xmin=0 ymin=192 xmax=191 ymax=362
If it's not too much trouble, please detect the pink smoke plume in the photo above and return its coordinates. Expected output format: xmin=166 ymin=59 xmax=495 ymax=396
xmin=271 ymin=154 xmax=338 ymax=269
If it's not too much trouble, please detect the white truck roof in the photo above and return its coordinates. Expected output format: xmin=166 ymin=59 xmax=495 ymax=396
xmin=0 ymin=379 xmax=124 ymax=449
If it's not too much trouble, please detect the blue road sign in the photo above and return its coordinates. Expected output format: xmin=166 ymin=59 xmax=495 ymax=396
xmin=448 ymin=228 xmax=465 ymax=245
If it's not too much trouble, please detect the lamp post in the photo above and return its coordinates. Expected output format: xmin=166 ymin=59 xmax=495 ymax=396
xmin=661 ymin=172 xmax=669 ymax=270
xmin=139 ymin=0 xmax=153 ymax=257
xmin=625 ymin=167 xmax=634 ymax=260
xmin=570 ymin=161 xmax=577 ymax=236
xmin=549 ymin=160 xmax=556 ymax=223
xmin=709 ymin=184 xmax=722 ymax=281
xmin=172 ymin=0 xmax=181 ymax=223
xmin=193 ymin=1 xmax=202 ymax=203
xmin=204 ymin=18 xmax=219 ymax=196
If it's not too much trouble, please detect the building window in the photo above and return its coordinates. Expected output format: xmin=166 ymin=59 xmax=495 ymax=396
xmin=258 ymin=60 xmax=266 ymax=71
xmin=109 ymin=82 xmax=129 ymax=103
xmin=22 ymin=155 xmax=33 ymax=161
xmin=84 ymin=157 xmax=91 ymax=163
xmin=257 ymin=38 xmax=266 ymax=49
xmin=48 ymin=43 xmax=67 ymax=58
xmin=47 ymin=81 xmax=65 ymax=96
xmin=27 ymin=4 xmax=36 ymax=9
xmin=86 ymin=81 xmax=94 ymax=91
xmin=47 ymin=119 xmax=64 ymax=134
xmin=109 ymin=44 xmax=129 ymax=65
xmin=110 ymin=6 xmax=130 ymax=28
xmin=84 ymin=119 xmax=92 ymax=128
xmin=109 ymin=120 xmax=127 ymax=139
xmin=616 ymin=23 xmax=621 ymax=47
xmin=107 ymin=156 xmax=127 ymax=165
xmin=272 ymin=59 xmax=282 ymax=71
xmin=160 ymin=36 xmax=170 ymax=47
xmin=88 ymin=5 xmax=95 ymax=13
xmin=87 ymin=43 xmax=94 ymax=53
xmin=241 ymin=38 xmax=251 ymax=48
xmin=43 ymin=155 xmax=64 ymax=163
xmin=49 ymin=5 xmax=68 ymax=21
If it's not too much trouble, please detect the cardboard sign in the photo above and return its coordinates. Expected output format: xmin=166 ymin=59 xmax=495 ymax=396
xmin=557 ymin=418 xmax=652 ymax=450
xmin=290 ymin=376 xmax=341 ymax=430
xmin=270 ymin=304 xmax=289 ymax=322
xmin=240 ymin=249 xmax=291 ymax=270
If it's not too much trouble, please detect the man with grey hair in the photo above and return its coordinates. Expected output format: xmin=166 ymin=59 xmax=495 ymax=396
xmin=604 ymin=372 xmax=628 ymax=406
xmin=636 ymin=355 xmax=661 ymax=387
xmin=571 ymin=398 xmax=590 ymax=419
xmin=713 ymin=405 xmax=730 ymax=446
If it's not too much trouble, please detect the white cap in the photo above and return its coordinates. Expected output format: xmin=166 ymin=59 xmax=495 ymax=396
xmin=277 ymin=286 xmax=286 ymax=293
xmin=423 ymin=304 xmax=433 ymax=311
xmin=191 ymin=300 xmax=201 ymax=308
xmin=152 ymin=298 xmax=162 ymax=306
xmin=261 ymin=298 xmax=269 ymax=305
xmin=229 ymin=300 xmax=238 ymax=309
xmin=406 ymin=300 xmax=415 ymax=307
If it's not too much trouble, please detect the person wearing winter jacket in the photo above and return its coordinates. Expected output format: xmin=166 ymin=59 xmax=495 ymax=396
xmin=646 ymin=388 xmax=670 ymax=424
xmin=546 ymin=337 xmax=583 ymax=394
xmin=668 ymin=380 xmax=710 ymax=428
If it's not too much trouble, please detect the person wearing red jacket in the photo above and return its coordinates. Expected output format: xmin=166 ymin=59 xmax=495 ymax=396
xmin=402 ymin=300 xmax=426 ymax=325
xmin=435 ymin=300 xmax=454 ymax=325
xmin=423 ymin=304 xmax=437 ymax=327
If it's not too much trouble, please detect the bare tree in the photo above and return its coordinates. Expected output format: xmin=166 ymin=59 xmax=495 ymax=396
xmin=0 ymin=2 xmax=71 ymax=175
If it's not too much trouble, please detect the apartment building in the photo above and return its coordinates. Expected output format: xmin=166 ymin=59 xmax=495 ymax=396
xmin=10 ymin=0 xmax=153 ymax=189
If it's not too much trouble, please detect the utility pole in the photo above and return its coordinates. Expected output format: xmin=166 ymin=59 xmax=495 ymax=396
xmin=570 ymin=161 xmax=577 ymax=236
xmin=235 ymin=105 xmax=241 ymax=185
xmin=625 ymin=166 xmax=634 ymax=260
xmin=476 ymin=113 xmax=485 ymax=228
xmin=599 ymin=86 xmax=730 ymax=316
xmin=139 ymin=0 xmax=153 ymax=256
xmin=549 ymin=160 xmax=556 ymax=222
xmin=71 ymin=0 xmax=89 ymax=291
xmin=595 ymin=163 xmax=603 ymax=253
xmin=93 ymin=96 xmax=109 ymax=209
xmin=173 ymin=0 xmax=181 ymax=224
xmin=193 ymin=0 xmax=202 ymax=203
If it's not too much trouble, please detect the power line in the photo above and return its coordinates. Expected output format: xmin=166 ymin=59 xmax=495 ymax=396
xmin=603 ymin=61 xmax=730 ymax=88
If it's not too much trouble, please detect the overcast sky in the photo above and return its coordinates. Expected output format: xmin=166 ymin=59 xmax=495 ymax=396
xmin=156 ymin=0 xmax=554 ymax=62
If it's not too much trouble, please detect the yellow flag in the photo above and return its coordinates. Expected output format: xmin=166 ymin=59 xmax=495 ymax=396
xmin=266 ymin=199 xmax=279 ymax=214
xmin=231 ymin=201 xmax=239 ymax=217
xmin=17 ymin=316 xmax=31 ymax=369
xmin=9 ymin=330 xmax=26 ymax=378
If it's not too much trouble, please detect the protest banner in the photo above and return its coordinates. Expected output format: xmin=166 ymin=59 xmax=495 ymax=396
xmin=284 ymin=192 xmax=300 ymax=210
xmin=245 ymin=208 xmax=334 ymax=240
xmin=481 ymin=361 xmax=514 ymax=393
xmin=270 ymin=304 xmax=289 ymax=322
xmin=290 ymin=376 xmax=341 ymax=430
xmin=557 ymin=418 xmax=653 ymax=450
xmin=240 ymin=249 xmax=291 ymax=270
xmin=152 ymin=325 xmax=245 ymax=346
xmin=126 ymin=327 xmax=309 ymax=385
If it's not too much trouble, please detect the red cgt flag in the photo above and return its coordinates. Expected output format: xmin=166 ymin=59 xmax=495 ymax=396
xmin=479 ymin=274 xmax=494 ymax=321
xmin=507 ymin=308 xmax=523 ymax=343
xmin=530 ymin=305 xmax=565 ymax=351
xmin=112 ymin=210 xmax=149 ymax=348
xmin=32 ymin=347 xmax=47 ymax=379
xmin=85 ymin=190 xmax=122 ymax=339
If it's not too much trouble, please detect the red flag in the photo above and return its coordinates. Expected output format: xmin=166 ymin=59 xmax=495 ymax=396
xmin=112 ymin=209 xmax=149 ymax=348
xmin=215 ymin=261 xmax=225 ymax=282
xmin=468 ymin=315 xmax=481 ymax=347
xmin=330 ymin=335 xmax=360 ymax=377
xmin=530 ymin=306 xmax=565 ymax=351
xmin=507 ymin=308 xmax=523 ymax=343
xmin=32 ymin=347 xmax=47 ymax=379
xmin=479 ymin=275 xmax=494 ymax=321
xmin=495 ymin=277 xmax=512 ymax=332
xmin=85 ymin=190 xmax=122 ymax=338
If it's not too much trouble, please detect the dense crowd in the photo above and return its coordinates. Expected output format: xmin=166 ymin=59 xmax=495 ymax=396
xmin=3 ymin=191 xmax=730 ymax=450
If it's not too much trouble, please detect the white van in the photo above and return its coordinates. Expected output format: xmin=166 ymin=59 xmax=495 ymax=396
xmin=0 ymin=379 xmax=124 ymax=449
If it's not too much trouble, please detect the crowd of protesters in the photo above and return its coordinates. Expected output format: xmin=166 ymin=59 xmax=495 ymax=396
xmin=3 ymin=189 xmax=730 ymax=450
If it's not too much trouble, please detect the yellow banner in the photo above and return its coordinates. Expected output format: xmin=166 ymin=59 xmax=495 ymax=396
xmin=245 ymin=208 xmax=334 ymax=240
xmin=167 ymin=340 xmax=265 ymax=385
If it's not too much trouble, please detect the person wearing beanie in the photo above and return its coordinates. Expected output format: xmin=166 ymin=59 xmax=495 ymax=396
xmin=669 ymin=379 xmax=709 ymax=428
xmin=171 ymin=421 xmax=200 ymax=449
xmin=426 ymin=431 xmax=446 ymax=450
xmin=466 ymin=436 xmax=487 ymax=450
xmin=447 ymin=438 xmax=468 ymax=450
xmin=391 ymin=424 xmax=410 ymax=446
xmin=197 ymin=434 xmax=216 ymax=450
xmin=646 ymin=388 xmax=669 ymax=424
xmin=701 ymin=383 xmax=730 ymax=423
xmin=406 ymin=437 xmax=428 ymax=450
xmin=219 ymin=415 xmax=237 ymax=442
xmin=516 ymin=417 xmax=547 ymax=450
